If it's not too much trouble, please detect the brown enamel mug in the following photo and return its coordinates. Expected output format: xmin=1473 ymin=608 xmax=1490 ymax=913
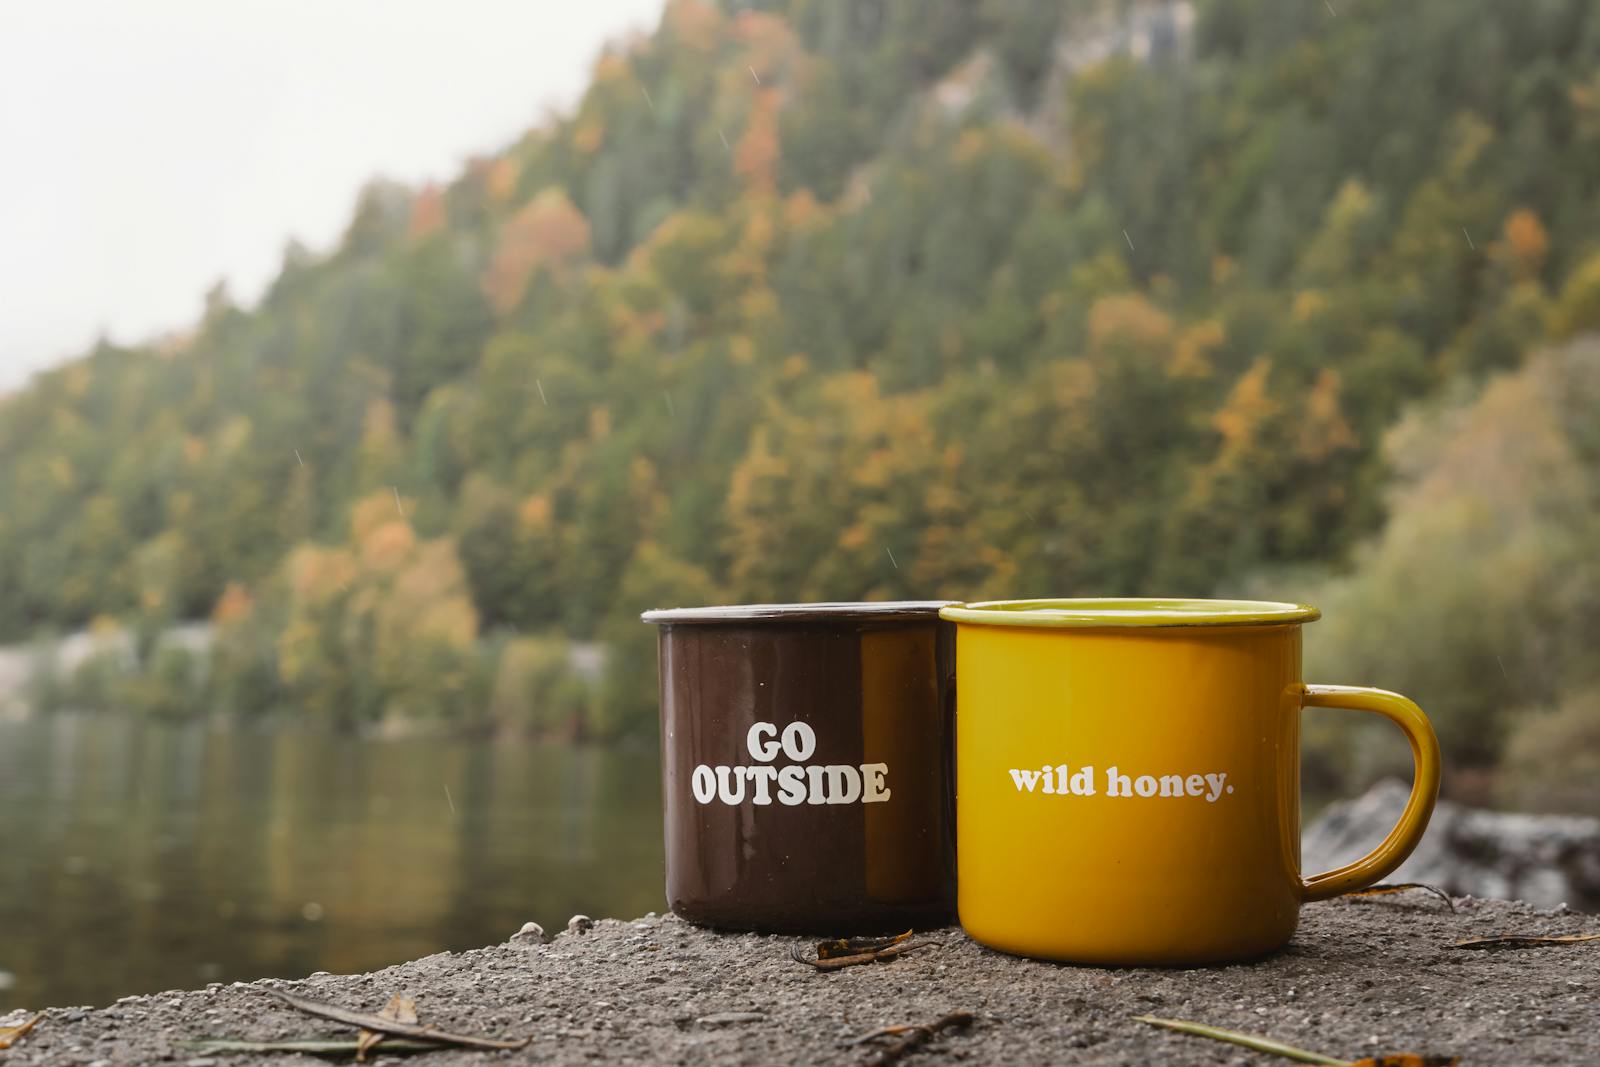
xmin=642 ymin=602 xmax=957 ymax=934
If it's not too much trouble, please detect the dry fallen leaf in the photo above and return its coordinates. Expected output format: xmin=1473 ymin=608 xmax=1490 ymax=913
xmin=356 ymin=993 xmax=418 ymax=1063
xmin=792 ymin=939 xmax=938 ymax=972
xmin=0 ymin=1014 xmax=43 ymax=1051
xmin=1451 ymin=932 xmax=1600 ymax=951
xmin=817 ymin=930 xmax=912 ymax=960
xmin=856 ymin=1011 xmax=974 ymax=1066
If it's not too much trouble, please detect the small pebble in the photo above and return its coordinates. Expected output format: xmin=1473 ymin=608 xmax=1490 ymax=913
xmin=513 ymin=921 xmax=546 ymax=942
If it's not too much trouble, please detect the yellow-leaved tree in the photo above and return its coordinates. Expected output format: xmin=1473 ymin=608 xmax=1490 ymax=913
xmin=276 ymin=493 xmax=482 ymax=728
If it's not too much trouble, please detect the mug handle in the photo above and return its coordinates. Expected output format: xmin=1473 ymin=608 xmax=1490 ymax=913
xmin=1298 ymin=684 xmax=1442 ymax=902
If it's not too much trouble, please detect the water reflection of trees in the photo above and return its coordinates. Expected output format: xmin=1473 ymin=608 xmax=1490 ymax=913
xmin=0 ymin=715 xmax=663 ymax=1010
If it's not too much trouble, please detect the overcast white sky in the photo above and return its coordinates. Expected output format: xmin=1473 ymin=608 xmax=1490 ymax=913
xmin=0 ymin=0 xmax=664 ymax=390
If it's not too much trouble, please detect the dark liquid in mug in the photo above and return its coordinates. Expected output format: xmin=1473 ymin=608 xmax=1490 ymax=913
xmin=649 ymin=604 xmax=956 ymax=934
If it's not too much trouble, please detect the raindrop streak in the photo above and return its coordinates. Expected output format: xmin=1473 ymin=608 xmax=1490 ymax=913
xmin=749 ymin=65 xmax=761 ymax=85
xmin=1324 ymin=0 xmax=1337 ymax=14
xmin=663 ymin=390 xmax=676 ymax=417
xmin=536 ymin=379 xmax=548 ymax=405
xmin=641 ymin=87 xmax=655 ymax=111
xmin=293 ymin=448 xmax=304 ymax=467
xmin=1123 ymin=229 xmax=1135 ymax=251
xmin=1463 ymin=227 xmax=1476 ymax=250
xmin=444 ymin=784 xmax=456 ymax=814
xmin=1495 ymin=653 xmax=1509 ymax=679
xmin=885 ymin=547 xmax=899 ymax=569
xmin=718 ymin=128 xmax=731 ymax=151
xmin=393 ymin=487 xmax=404 ymax=516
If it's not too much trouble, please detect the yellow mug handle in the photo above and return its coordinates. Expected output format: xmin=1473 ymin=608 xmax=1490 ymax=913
xmin=1298 ymin=684 xmax=1442 ymax=902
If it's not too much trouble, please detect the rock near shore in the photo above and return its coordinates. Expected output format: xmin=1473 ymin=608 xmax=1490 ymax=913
xmin=1304 ymin=779 xmax=1600 ymax=911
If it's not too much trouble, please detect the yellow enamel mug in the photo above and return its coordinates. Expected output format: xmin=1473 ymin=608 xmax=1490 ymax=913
xmin=941 ymin=599 xmax=1440 ymax=965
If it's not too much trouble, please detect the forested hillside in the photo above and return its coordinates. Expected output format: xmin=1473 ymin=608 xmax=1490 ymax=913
xmin=5 ymin=0 xmax=1600 ymax=795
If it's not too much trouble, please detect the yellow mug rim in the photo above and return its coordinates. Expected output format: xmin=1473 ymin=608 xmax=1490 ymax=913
xmin=939 ymin=597 xmax=1321 ymax=629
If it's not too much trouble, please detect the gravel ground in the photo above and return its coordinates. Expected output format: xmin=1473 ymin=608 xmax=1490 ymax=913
xmin=2 ymin=896 xmax=1596 ymax=1065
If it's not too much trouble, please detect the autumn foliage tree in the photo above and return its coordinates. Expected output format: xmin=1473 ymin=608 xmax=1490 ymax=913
xmin=4 ymin=0 xmax=1600 ymax=767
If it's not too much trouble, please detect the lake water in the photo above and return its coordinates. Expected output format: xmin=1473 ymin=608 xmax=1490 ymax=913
xmin=0 ymin=713 xmax=665 ymax=1011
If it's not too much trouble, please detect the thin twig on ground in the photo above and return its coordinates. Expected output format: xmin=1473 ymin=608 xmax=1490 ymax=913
xmin=264 ymin=990 xmax=529 ymax=1051
xmin=1135 ymin=1015 xmax=1347 ymax=1065
xmin=1134 ymin=1014 xmax=1459 ymax=1066
xmin=1344 ymin=883 xmax=1456 ymax=912
xmin=1451 ymin=932 xmax=1600 ymax=950
xmin=183 ymin=1037 xmax=449 ymax=1056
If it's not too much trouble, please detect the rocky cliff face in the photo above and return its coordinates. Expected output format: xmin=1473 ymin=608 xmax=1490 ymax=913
xmin=1304 ymin=779 xmax=1600 ymax=910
